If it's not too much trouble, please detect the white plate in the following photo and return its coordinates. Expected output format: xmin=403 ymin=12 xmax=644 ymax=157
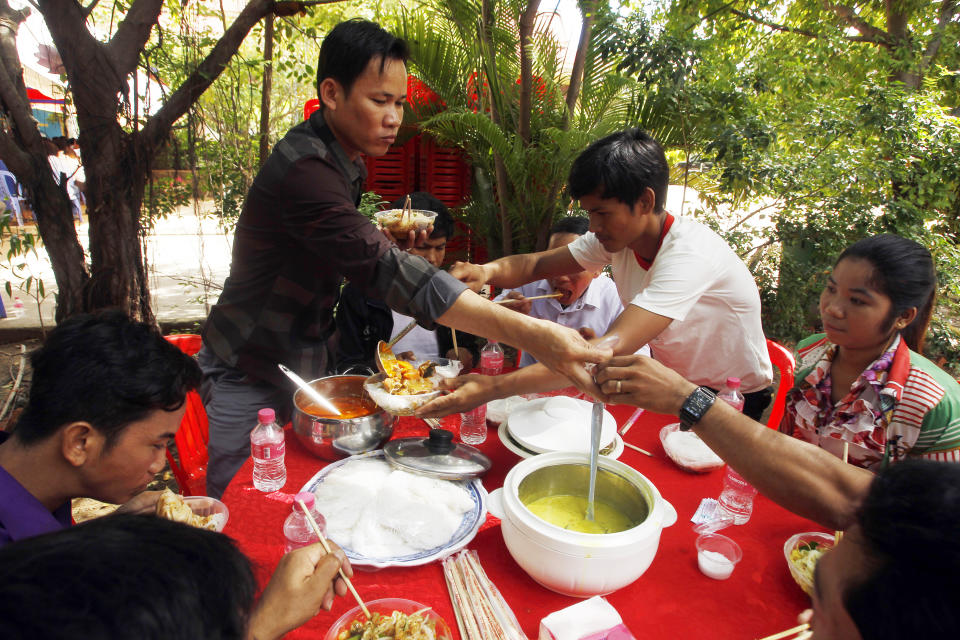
xmin=498 ymin=421 xmax=624 ymax=460
xmin=299 ymin=451 xmax=487 ymax=569
xmin=506 ymin=396 xmax=617 ymax=454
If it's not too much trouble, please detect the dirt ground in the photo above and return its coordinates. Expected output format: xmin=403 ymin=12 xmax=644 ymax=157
xmin=0 ymin=338 xmax=180 ymax=521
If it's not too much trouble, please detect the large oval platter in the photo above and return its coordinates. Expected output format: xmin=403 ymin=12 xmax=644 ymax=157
xmin=299 ymin=450 xmax=487 ymax=569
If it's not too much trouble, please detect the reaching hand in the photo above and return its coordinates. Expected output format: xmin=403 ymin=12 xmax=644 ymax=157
xmin=522 ymin=321 xmax=613 ymax=398
xmin=380 ymin=225 xmax=433 ymax=250
xmin=498 ymin=290 xmax=532 ymax=315
xmin=117 ymin=490 xmax=163 ymax=515
xmin=593 ymin=354 xmax=695 ymax=414
xmin=416 ymin=374 xmax=496 ymax=417
xmin=247 ymin=542 xmax=352 ymax=640
xmin=448 ymin=261 xmax=487 ymax=293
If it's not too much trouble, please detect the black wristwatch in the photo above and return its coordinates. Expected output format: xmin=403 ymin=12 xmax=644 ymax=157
xmin=679 ymin=386 xmax=717 ymax=431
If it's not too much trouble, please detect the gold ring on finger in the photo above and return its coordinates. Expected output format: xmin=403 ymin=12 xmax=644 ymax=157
xmin=616 ymin=380 xmax=622 ymax=394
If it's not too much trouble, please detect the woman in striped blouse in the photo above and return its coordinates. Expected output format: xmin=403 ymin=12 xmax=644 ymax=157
xmin=781 ymin=234 xmax=960 ymax=469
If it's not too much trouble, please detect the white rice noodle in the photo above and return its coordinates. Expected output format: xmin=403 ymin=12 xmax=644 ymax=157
xmin=313 ymin=459 xmax=474 ymax=558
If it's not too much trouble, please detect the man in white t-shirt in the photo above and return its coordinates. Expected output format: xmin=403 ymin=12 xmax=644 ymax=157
xmin=495 ymin=216 xmax=625 ymax=367
xmin=421 ymin=128 xmax=773 ymax=420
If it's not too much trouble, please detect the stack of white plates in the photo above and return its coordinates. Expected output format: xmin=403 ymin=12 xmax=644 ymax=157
xmin=501 ymin=395 xmax=624 ymax=459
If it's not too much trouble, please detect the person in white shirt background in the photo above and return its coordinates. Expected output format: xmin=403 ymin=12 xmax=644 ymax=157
xmin=496 ymin=215 xmax=635 ymax=367
xmin=421 ymin=128 xmax=773 ymax=421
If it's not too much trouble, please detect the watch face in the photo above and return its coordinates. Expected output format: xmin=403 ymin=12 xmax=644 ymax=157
xmin=680 ymin=387 xmax=716 ymax=430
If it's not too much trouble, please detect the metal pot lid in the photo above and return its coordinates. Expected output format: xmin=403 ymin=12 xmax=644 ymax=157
xmin=383 ymin=429 xmax=491 ymax=480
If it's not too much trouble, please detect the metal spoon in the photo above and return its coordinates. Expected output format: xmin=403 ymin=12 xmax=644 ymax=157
xmin=277 ymin=364 xmax=342 ymax=416
xmin=586 ymin=401 xmax=603 ymax=521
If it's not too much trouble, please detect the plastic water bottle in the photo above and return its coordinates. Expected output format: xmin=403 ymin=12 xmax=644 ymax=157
xmin=460 ymin=404 xmax=487 ymax=445
xmin=251 ymin=408 xmax=287 ymax=493
xmin=480 ymin=340 xmax=504 ymax=376
xmin=283 ymin=491 xmax=326 ymax=553
xmin=716 ymin=377 xmax=745 ymax=412
xmin=11 ymin=297 xmax=24 ymax=318
xmin=716 ymin=378 xmax=757 ymax=524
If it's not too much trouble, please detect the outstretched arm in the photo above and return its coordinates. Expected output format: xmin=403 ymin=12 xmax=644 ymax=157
xmin=449 ymin=245 xmax=582 ymax=292
xmin=594 ymin=355 xmax=873 ymax=530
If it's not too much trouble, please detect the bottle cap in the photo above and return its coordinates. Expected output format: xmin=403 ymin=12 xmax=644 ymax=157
xmin=294 ymin=491 xmax=315 ymax=510
xmin=257 ymin=408 xmax=276 ymax=423
xmin=726 ymin=377 xmax=741 ymax=389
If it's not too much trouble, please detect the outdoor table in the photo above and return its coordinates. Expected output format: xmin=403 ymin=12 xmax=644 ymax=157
xmin=222 ymin=399 xmax=820 ymax=639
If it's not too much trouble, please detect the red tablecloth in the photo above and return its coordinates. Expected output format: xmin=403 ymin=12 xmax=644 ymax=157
xmin=223 ymin=403 xmax=820 ymax=639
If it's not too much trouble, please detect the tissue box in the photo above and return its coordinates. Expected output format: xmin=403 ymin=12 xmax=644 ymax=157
xmin=539 ymin=596 xmax=636 ymax=640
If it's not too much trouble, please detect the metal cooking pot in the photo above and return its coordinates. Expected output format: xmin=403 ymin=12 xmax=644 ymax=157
xmin=292 ymin=375 xmax=395 ymax=461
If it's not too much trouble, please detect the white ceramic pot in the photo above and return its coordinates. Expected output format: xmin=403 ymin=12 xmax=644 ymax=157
xmin=489 ymin=451 xmax=677 ymax=597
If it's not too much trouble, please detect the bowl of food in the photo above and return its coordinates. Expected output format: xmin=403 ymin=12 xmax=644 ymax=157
xmin=784 ymin=531 xmax=835 ymax=595
xmin=659 ymin=423 xmax=724 ymax=473
xmin=488 ymin=451 xmax=677 ymax=597
xmin=374 ymin=208 xmax=437 ymax=236
xmin=324 ymin=597 xmax=453 ymax=640
xmin=363 ymin=371 xmax=443 ymax=416
xmin=156 ymin=489 xmax=229 ymax=532
xmin=292 ymin=375 xmax=396 ymax=461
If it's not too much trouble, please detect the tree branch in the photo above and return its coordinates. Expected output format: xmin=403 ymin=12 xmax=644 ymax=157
xmin=728 ymin=9 xmax=820 ymax=38
xmin=921 ymin=0 xmax=959 ymax=73
xmin=137 ymin=0 xmax=275 ymax=155
xmin=517 ymin=0 xmax=541 ymax=144
xmin=0 ymin=2 xmax=44 ymax=155
xmin=0 ymin=129 xmax=32 ymax=179
xmin=105 ymin=0 xmax=164 ymax=79
xmin=822 ymin=2 xmax=890 ymax=46
xmin=83 ymin=0 xmax=102 ymax=18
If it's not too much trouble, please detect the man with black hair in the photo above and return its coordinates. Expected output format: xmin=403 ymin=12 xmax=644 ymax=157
xmin=425 ymin=128 xmax=772 ymax=420
xmin=200 ymin=19 xmax=606 ymax=498
xmin=496 ymin=216 xmax=624 ymax=367
xmin=0 ymin=514 xmax=354 ymax=640
xmin=333 ymin=192 xmax=481 ymax=372
xmin=0 ymin=311 xmax=202 ymax=546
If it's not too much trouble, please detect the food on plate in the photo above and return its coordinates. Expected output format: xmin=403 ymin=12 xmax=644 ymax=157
xmin=379 ymin=343 xmax=436 ymax=395
xmin=523 ymin=494 xmax=636 ymax=534
xmin=375 ymin=208 xmax=436 ymax=235
xmin=789 ymin=540 xmax=828 ymax=591
xmin=156 ymin=489 xmax=219 ymax=531
xmin=298 ymin=395 xmax=377 ymax=419
xmin=335 ymin=609 xmax=439 ymax=640
xmin=313 ymin=458 xmax=474 ymax=559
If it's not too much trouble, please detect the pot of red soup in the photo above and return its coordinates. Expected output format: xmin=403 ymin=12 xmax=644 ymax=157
xmin=292 ymin=375 xmax=396 ymax=461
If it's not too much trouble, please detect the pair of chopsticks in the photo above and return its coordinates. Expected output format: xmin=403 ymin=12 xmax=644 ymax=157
xmin=757 ymin=622 xmax=811 ymax=640
xmin=295 ymin=498 xmax=370 ymax=620
xmin=617 ymin=408 xmax=655 ymax=457
xmin=400 ymin=194 xmax=412 ymax=227
xmin=493 ymin=292 xmax=563 ymax=304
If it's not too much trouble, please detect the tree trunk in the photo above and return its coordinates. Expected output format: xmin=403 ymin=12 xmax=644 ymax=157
xmin=258 ymin=14 xmax=274 ymax=167
xmin=82 ymin=127 xmax=153 ymax=322
xmin=564 ymin=0 xmax=595 ymax=124
xmin=517 ymin=0 xmax=541 ymax=145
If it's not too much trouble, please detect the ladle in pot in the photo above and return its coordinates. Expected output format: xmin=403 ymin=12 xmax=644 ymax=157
xmin=586 ymin=401 xmax=603 ymax=521
xmin=278 ymin=364 xmax=341 ymax=416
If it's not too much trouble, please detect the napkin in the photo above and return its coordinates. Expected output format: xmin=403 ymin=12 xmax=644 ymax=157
xmin=539 ymin=596 xmax=636 ymax=640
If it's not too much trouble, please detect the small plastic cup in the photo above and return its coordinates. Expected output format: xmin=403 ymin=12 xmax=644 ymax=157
xmin=696 ymin=532 xmax=742 ymax=580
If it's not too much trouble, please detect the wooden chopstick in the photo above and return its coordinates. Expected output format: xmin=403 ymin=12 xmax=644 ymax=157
xmin=756 ymin=622 xmax=810 ymax=640
xmin=295 ymin=499 xmax=370 ymax=620
xmin=835 ymin=442 xmax=850 ymax=544
xmin=622 ymin=441 xmax=655 ymax=457
xmin=618 ymin=407 xmax=645 ymax=435
xmin=493 ymin=292 xmax=563 ymax=304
